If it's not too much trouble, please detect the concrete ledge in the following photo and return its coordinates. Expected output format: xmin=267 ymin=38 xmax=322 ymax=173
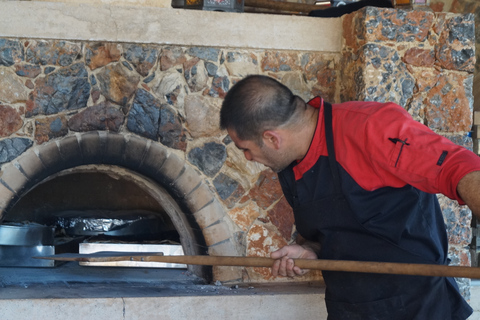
xmin=0 ymin=1 xmax=342 ymax=52
xmin=1 ymin=293 xmax=327 ymax=320
xmin=0 ymin=281 xmax=326 ymax=320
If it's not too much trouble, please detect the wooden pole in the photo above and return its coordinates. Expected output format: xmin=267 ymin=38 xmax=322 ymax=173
xmin=36 ymin=252 xmax=480 ymax=279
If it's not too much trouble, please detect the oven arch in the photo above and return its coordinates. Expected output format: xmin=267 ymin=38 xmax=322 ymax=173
xmin=0 ymin=131 xmax=242 ymax=282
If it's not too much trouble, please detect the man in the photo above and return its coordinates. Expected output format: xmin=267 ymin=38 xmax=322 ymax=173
xmin=220 ymin=75 xmax=480 ymax=319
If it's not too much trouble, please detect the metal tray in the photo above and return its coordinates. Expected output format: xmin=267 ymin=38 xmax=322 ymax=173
xmin=0 ymin=223 xmax=54 ymax=246
xmin=79 ymin=242 xmax=186 ymax=268
xmin=0 ymin=238 xmax=81 ymax=267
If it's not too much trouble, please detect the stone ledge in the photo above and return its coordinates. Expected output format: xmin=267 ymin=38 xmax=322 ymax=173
xmin=0 ymin=1 xmax=342 ymax=53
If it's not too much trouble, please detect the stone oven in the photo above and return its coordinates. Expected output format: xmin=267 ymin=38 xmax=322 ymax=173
xmin=0 ymin=0 xmax=478 ymax=318
xmin=0 ymin=0 xmax=346 ymax=286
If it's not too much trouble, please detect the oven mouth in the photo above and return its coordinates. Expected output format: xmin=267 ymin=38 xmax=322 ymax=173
xmin=0 ymin=162 xmax=214 ymax=284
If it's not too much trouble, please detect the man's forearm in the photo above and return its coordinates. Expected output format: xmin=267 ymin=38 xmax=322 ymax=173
xmin=457 ymin=170 xmax=480 ymax=219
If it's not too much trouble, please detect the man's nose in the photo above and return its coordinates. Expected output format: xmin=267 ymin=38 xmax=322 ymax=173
xmin=244 ymin=151 xmax=252 ymax=161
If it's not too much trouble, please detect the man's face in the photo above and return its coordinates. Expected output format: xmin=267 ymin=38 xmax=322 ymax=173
xmin=227 ymin=129 xmax=292 ymax=173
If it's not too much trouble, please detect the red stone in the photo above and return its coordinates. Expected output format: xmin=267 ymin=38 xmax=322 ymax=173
xmin=227 ymin=202 xmax=261 ymax=232
xmin=247 ymin=170 xmax=284 ymax=210
xmin=86 ymin=43 xmax=121 ymax=70
xmin=68 ymin=103 xmax=125 ymax=132
xmin=25 ymin=79 xmax=34 ymax=90
xmin=403 ymin=48 xmax=435 ymax=67
xmin=430 ymin=2 xmax=444 ymax=12
xmin=0 ymin=105 xmax=23 ymax=137
xmin=267 ymin=197 xmax=294 ymax=240
xmin=246 ymin=224 xmax=287 ymax=280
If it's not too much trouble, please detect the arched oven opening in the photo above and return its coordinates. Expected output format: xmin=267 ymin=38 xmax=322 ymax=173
xmin=5 ymin=169 xmax=181 ymax=245
xmin=0 ymin=132 xmax=241 ymax=286
xmin=2 ymin=166 xmax=209 ymax=273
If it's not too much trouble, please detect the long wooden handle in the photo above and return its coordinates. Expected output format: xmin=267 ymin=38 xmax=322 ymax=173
xmin=244 ymin=0 xmax=321 ymax=13
xmin=36 ymin=253 xmax=480 ymax=279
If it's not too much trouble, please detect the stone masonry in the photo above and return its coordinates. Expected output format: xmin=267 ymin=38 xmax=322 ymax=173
xmin=430 ymin=0 xmax=480 ymax=115
xmin=0 ymin=7 xmax=476 ymax=293
xmin=341 ymin=7 xmax=475 ymax=298
xmin=0 ymin=39 xmax=335 ymax=283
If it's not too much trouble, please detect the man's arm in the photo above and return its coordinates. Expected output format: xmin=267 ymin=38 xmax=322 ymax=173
xmin=457 ymin=170 xmax=480 ymax=219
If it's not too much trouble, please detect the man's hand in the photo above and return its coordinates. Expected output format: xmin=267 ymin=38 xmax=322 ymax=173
xmin=270 ymin=244 xmax=318 ymax=278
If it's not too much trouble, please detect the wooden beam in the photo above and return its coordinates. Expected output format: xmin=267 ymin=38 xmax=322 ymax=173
xmin=244 ymin=0 xmax=325 ymax=13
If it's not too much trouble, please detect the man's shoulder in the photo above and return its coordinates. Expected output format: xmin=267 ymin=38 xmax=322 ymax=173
xmin=331 ymin=101 xmax=409 ymax=129
xmin=332 ymin=100 xmax=403 ymax=115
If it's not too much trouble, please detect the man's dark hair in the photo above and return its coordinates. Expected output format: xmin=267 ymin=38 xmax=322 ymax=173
xmin=220 ymin=75 xmax=302 ymax=143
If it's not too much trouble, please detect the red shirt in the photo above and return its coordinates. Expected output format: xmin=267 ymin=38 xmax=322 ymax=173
xmin=294 ymin=97 xmax=480 ymax=204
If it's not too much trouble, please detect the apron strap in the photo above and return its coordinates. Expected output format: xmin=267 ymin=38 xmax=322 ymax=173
xmin=323 ymin=101 xmax=342 ymax=194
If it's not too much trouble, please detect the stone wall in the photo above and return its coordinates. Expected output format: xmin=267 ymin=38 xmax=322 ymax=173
xmin=430 ymin=0 xmax=480 ymax=112
xmin=0 ymin=38 xmax=337 ymax=283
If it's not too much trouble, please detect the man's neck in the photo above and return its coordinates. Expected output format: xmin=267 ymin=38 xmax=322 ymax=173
xmin=292 ymin=105 xmax=319 ymax=161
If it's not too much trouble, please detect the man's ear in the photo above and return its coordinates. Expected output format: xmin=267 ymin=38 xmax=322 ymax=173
xmin=262 ymin=130 xmax=282 ymax=150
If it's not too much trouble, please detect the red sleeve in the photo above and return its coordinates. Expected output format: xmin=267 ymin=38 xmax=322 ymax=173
xmin=333 ymin=101 xmax=480 ymax=204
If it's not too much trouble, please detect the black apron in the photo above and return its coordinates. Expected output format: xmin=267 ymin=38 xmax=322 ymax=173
xmin=287 ymin=102 xmax=472 ymax=320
